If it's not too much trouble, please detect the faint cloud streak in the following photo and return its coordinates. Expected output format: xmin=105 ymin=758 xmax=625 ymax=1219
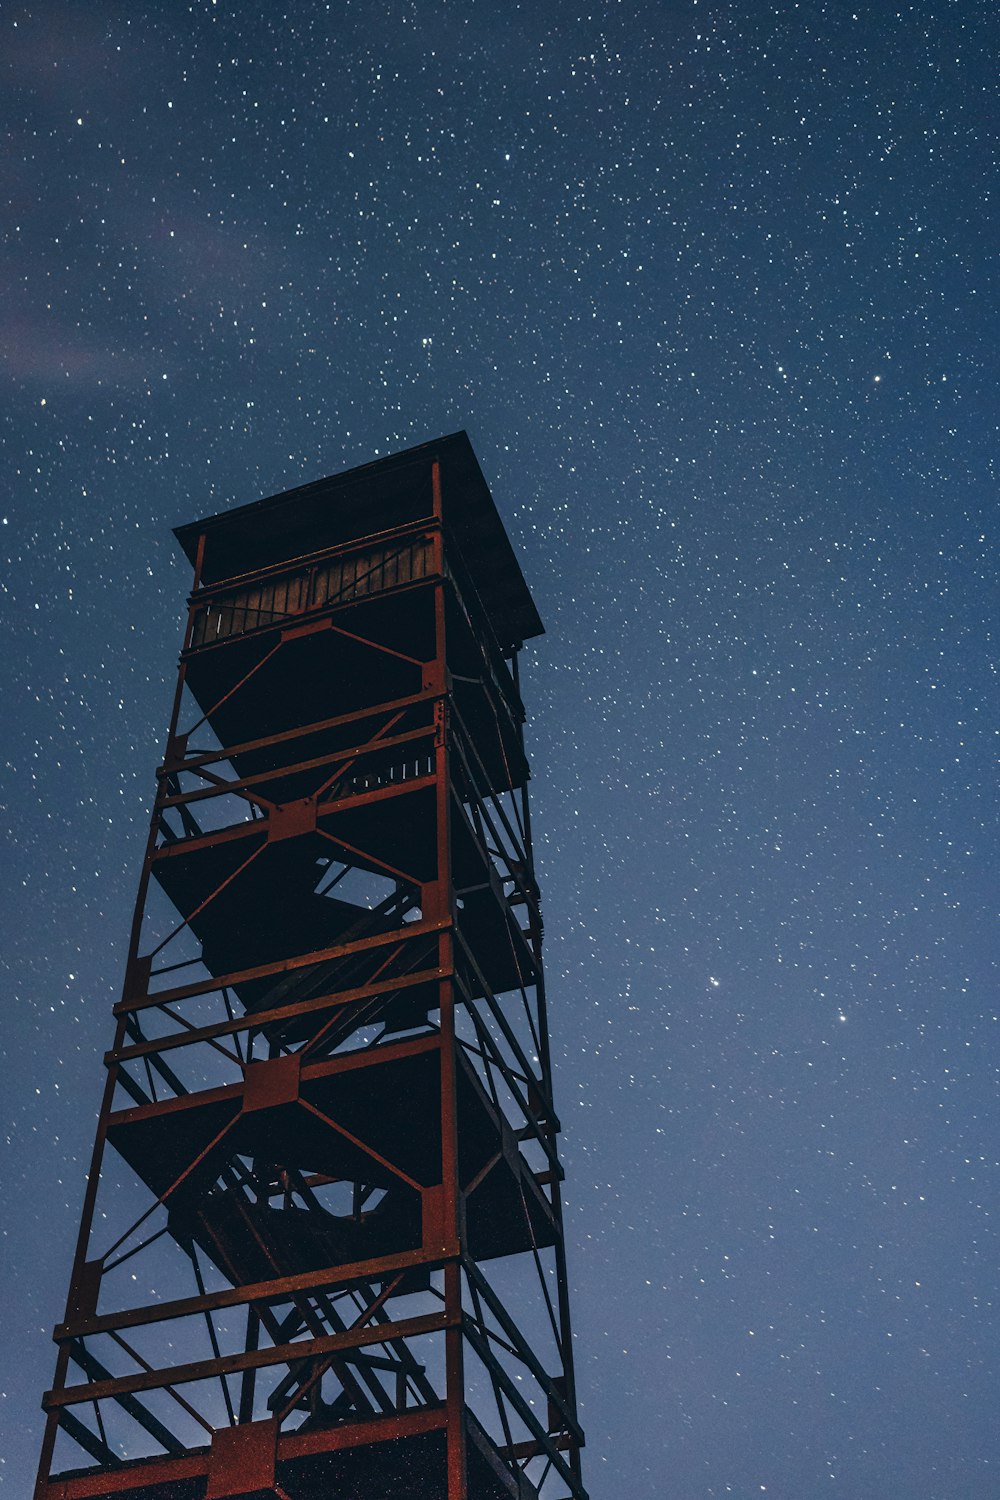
xmin=0 ymin=315 xmax=168 ymax=392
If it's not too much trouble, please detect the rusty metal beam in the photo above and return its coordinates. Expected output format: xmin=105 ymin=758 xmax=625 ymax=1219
xmin=45 ymin=1312 xmax=454 ymax=1409
xmin=118 ymin=916 xmax=448 ymax=1016
xmin=162 ymin=686 xmax=439 ymax=776
xmin=108 ymin=965 xmax=444 ymax=1064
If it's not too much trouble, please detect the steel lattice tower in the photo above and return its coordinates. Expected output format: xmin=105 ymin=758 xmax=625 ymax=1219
xmin=36 ymin=434 xmax=586 ymax=1500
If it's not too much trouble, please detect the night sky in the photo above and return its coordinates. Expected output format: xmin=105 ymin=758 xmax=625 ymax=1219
xmin=2 ymin=2 xmax=997 ymax=1496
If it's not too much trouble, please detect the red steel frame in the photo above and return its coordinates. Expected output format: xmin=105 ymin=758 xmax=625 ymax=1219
xmin=35 ymin=436 xmax=586 ymax=1500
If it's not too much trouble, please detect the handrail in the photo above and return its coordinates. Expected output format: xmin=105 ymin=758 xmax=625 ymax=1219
xmin=189 ymin=531 xmax=437 ymax=649
xmin=191 ymin=516 xmax=438 ymax=601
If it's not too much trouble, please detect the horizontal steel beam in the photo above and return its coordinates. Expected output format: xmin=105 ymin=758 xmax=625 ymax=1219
xmin=163 ymin=686 xmax=440 ymax=776
xmin=107 ymin=1030 xmax=441 ymax=1129
xmin=160 ymin=725 xmax=435 ymax=810
xmin=150 ymin=771 xmax=437 ymax=866
xmin=109 ymin=966 xmax=444 ymax=1063
xmin=120 ymin=916 xmax=449 ymax=1016
xmin=46 ymin=1311 xmax=455 ymax=1408
xmin=41 ymin=1404 xmax=449 ymax=1499
xmin=56 ymin=1245 xmax=452 ymax=1342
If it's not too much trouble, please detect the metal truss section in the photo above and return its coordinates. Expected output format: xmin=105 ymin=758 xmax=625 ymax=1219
xmin=36 ymin=432 xmax=586 ymax=1500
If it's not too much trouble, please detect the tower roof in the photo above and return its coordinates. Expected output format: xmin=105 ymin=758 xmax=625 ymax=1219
xmin=173 ymin=431 xmax=543 ymax=651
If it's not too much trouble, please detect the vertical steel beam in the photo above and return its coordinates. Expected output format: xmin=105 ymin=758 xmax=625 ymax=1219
xmin=431 ymin=459 xmax=468 ymax=1500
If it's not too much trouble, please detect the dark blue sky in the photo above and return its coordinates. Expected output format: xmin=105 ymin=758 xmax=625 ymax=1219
xmin=2 ymin=3 xmax=996 ymax=1496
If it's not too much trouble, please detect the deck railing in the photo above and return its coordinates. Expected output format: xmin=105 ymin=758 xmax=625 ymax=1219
xmin=189 ymin=532 xmax=435 ymax=647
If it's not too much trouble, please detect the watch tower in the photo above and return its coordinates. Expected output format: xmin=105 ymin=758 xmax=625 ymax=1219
xmin=36 ymin=433 xmax=586 ymax=1500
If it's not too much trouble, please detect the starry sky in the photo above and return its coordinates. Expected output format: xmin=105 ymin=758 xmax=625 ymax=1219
xmin=2 ymin=2 xmax=997 ymax=1496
